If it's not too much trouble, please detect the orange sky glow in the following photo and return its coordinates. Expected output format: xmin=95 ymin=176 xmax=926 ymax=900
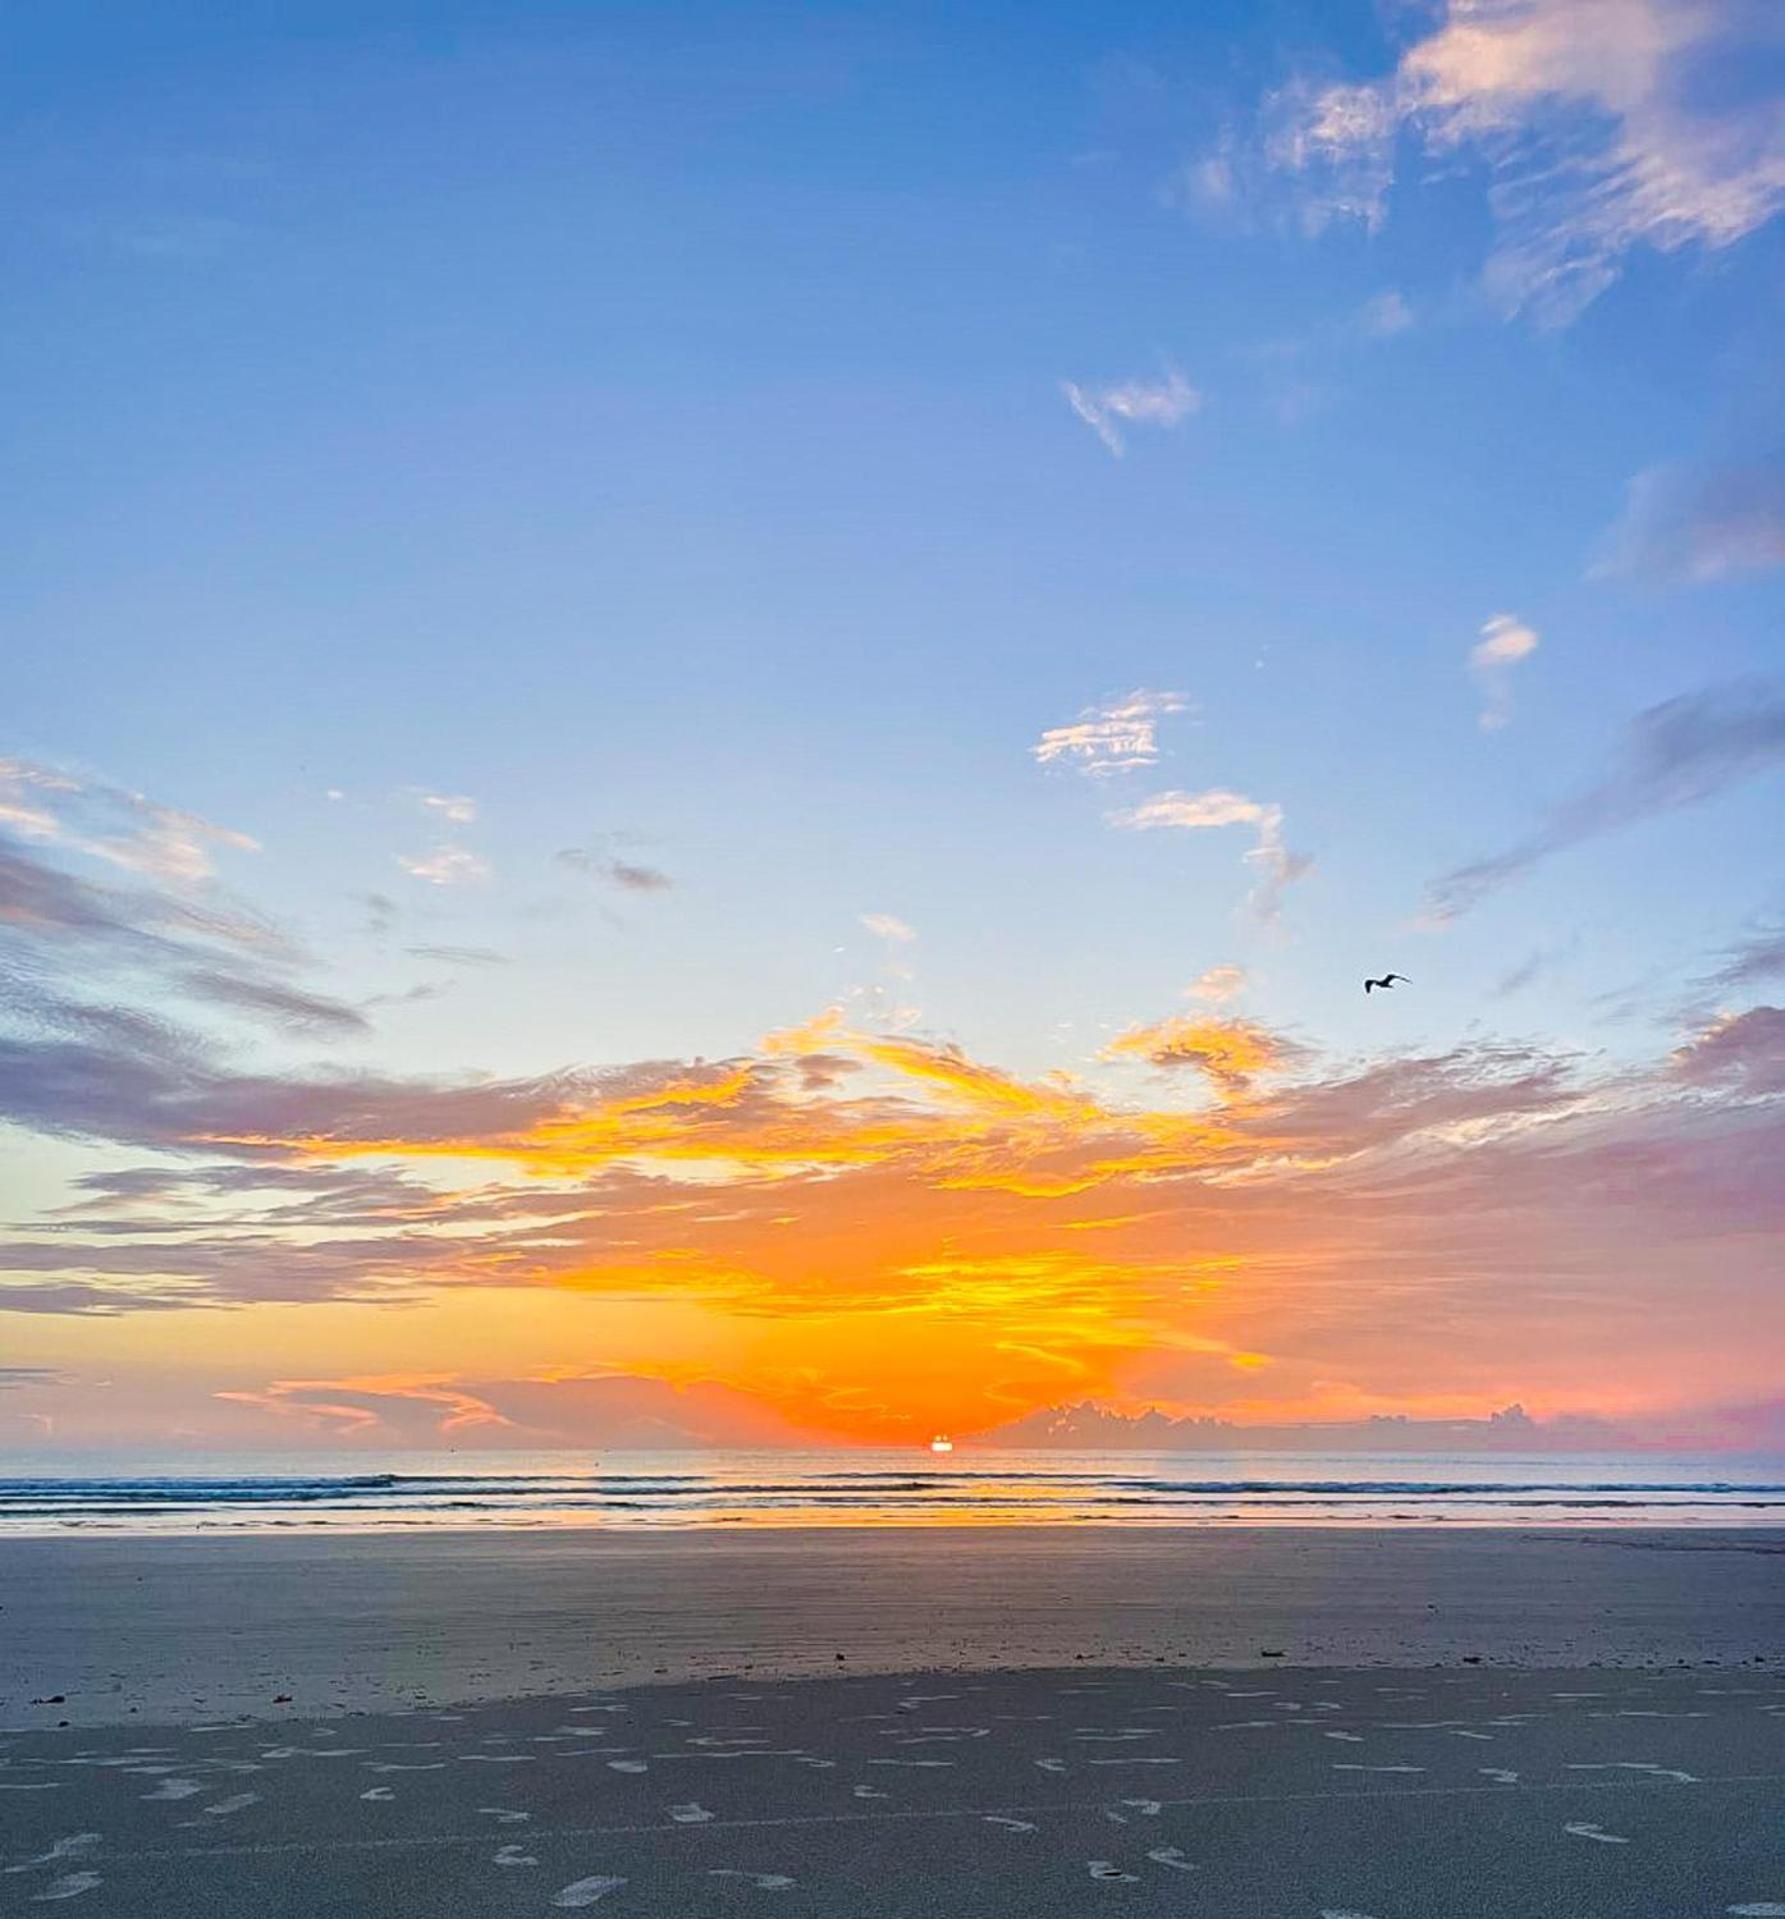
xmin=12 ymin=1001 xmax=1769 ymax=1450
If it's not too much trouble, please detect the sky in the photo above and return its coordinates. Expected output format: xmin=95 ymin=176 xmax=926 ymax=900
xmin=3 ymin=0 xmax=1784 ymax=1453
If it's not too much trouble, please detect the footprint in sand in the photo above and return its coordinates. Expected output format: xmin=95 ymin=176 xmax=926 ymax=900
xmin=5 ymin=1836 xmax=100 ymax=1877
xmin=551 ymin=1875 xmax=627 ymax=1907
xmin=1568 ymin=1762 xmax=1698 ymax=1784
xmin=31 ymin=1875 xmax=102 ymax=1904
xmin=1088 ymin=1861 xmax=1140 ymax=1882
xmin=181 ymin=1792 xmax=259 ymax=1825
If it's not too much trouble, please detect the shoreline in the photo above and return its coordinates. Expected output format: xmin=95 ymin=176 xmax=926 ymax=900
xmin=6 ymin=1517 xmax=1784 ymax=1543
xmin=3 ymin=1523 xmax=1780 ymax=1730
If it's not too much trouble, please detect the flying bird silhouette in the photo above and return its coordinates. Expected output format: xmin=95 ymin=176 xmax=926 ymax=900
xmin=1363 ymin=973 xmax=1409 ymax=994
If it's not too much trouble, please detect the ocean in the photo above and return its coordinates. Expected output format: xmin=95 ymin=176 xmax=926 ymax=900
xmin=2 ymin=1449 xmax=1783 ymax=1534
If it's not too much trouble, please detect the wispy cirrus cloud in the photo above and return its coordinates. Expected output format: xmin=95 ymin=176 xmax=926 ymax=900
xmin=1426 ymin=679 xmax=1785 ymax=920
xmin=1186 ymin=964 xmax=1248 ymax=1004
xmin=1 ymin=834 xmax=277 ymax=957
xmin=557 ymin=841 xmax=673 ymax=892
xmin=0 ymin=865 xmax=365 ymax=1047
xmin=214 ymin=1369 xmax=821 ymax=1448
xmin=1263 ymin=73 xmax=1398 ymax=233
xmin=176 ymin=967 xmax=369 ymax=1035
xmin=1101 ymin=1014 xmax=1297 ymax=1091
xmin=1671 ymin=1004 xmax=1785 ymax=1095
xmin=0 ymin=756 xmax=258 ymax=884
xmin=217 ymin=1372 xmax=510 ymax=1437
xmin=1492 ymin=944 xmax=1569 ymax=997
xmin=359 ymin=891 xmax=400 ymax=936
xmin=1031 ymin=690 xmax=1191 ymax=776
xmin=1 ymin=762 xmax=366 ymax=1046
xmin=850 ymin=917 xmax=921 ymax=1032
xmin=1469 ymin=613 xmax=1540 ymax=730
xmin=1260 ymin=0 xmax=1785 ymax=325
xmin=1700 ymin=921 xmax=1785 ymax=995
xmin=1061 ymin=367 xmax=1201 ymax=456
xmin=405 ymin=944 xmax=509 ymax=967
xmin=1359 ymin=288 xmax=1416 ymax=337
xmin=1597 ymin=457 xmax=1785 ymax=583
xmin=397 ymin=846 xmax=491 ymax=887
xmin=1109 ymin=788 xmax=1312 ymax=921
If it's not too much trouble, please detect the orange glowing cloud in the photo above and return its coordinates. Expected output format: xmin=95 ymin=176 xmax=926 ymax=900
xmin=1101 ymin=1015 xmax=1296 ymax=1092
xmin=154 ymin=1015 xmax=1296 ymax=1438
xmin=209 ymin=1015 xmax=1254 ymax=1197
xmin=13 ymin=982 xmax=1785 ymax=1448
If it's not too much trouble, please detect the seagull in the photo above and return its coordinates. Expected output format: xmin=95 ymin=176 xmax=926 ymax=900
xmin=1363 ymin=973 xmax=1409 ymax=994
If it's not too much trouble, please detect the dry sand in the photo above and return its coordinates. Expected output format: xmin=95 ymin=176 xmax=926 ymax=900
xmin=2 ymin=1525 xmax=1780 ymax=1728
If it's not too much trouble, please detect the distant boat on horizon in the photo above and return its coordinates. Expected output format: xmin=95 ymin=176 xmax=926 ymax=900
xmin=929 ymin=1434 xmax=954 ymax=1454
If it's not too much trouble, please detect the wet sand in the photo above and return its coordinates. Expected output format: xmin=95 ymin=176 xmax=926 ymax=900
xmin=4 ymin=1661 xmax=1785 ymax=1915
xmin=2 ymin=1526 xmax=1781 ymax=1727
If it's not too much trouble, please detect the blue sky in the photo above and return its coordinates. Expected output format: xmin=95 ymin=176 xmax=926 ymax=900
xmin=3 ymin=0 xmax=1784 ymax=1448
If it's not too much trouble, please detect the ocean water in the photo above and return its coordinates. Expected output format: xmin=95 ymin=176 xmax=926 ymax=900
xmin=2 ymin=1449 xmax=1783 ymax=1535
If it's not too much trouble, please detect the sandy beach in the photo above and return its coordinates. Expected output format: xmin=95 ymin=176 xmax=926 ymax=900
xmin=3 ymin=1525 xmax=1781 ymax=1727
xmin=5 ymin=1657 xmax=1785 ymax=1914
xmin=4 ymin=1529 xmax=1784 ymax=1913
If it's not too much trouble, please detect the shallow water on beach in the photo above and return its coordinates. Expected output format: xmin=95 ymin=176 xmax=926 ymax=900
xmin=3 ymin=1448 xmax=1784 ymax=1535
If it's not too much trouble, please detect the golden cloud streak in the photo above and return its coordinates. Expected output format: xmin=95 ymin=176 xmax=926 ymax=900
xmin=206 ymin=1016 xmax=1258 ymax=1195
